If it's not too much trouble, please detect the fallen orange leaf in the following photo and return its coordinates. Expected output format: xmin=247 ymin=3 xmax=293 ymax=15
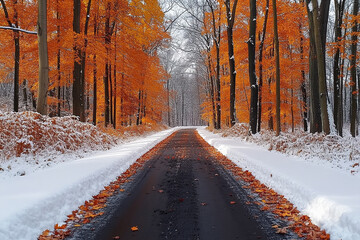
xmin=131 ymin=226 xmax=139 ymax=232
xmin=41 ymin=229 xmax=50 ymax=236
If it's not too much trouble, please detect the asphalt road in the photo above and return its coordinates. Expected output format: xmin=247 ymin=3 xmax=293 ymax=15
xmin=68 ymin=129 xmax=296 ymax=240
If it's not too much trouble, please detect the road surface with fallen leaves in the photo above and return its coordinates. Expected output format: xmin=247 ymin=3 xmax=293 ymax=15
xmin=67 ymin=129 xmax=298 ymax=240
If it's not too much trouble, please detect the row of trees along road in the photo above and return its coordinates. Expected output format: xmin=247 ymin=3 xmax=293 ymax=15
xmin=174 ymin=0 xmax=359 ymax=137
xmin=0 ymin=0 xmax=169 ymax=128
xmin=0 ymin=0 xmax=359 ymax=137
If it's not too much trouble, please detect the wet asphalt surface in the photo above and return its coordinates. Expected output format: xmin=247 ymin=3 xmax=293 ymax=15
xmin=68 ymin=129 xmax=297 ymax=240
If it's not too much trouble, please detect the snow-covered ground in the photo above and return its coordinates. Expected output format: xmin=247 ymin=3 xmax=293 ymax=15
xmin=198 ymin=128 xmax=360 ymax=240
xmin=0 ymin=128 xmax=177 ymax=240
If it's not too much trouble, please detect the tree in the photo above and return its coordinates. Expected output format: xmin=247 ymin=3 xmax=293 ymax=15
xmin=72 ymin=0 xmax=84 ymax=121
xmin=272 ymin=0 xmax=281 ymax=136
xmin=309 ymin=0 xmax=330 ymax=134
xmin=36 ymin=0 xmax=49 ymax=115
xmin=224 ymin=0 xmax=238 ymax=126
xmin=257 ymin=0 xmax=269 ymax=132
xmin=0 ymin=0 xmax=20 ymax=112
xmin=350 ymin=0 xmax=359 ymax=137
xmin=248 ymin=0 xmax=257 ymax=134
xmin=206 ymin=0 xmax=222 ymax=129
xmin=333 ymin=0 xmax=346 ymax=136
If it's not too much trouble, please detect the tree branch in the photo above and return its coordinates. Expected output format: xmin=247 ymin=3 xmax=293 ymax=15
xmin=0 ymin=26 xmax=37 ymax=34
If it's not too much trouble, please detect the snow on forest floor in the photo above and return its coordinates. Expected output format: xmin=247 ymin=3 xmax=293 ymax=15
xmin=0 ymin=110 xmax=166 ymax=179
xmin=220 ymin=124 xmax=360 ymax=176
xmin=198 ymin=126 xmax=360 ymax=240
xmin=0 ymin=126 xmax=177 ymax=240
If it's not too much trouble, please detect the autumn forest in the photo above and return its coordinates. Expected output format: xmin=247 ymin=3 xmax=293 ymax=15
xmin=0 ymin=0 xmax=359 ymax=137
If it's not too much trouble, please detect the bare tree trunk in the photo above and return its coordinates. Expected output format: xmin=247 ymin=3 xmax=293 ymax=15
xmin=207 ymin=0 xmax=222 ymax=129
xmin=113 ymin=30 xmax=117 ymax=129
xmin=224 ymin=0 xmax=239 ymax=126
xmin=167 ymin=79 xmax=171 ymax=126
xmin=72 ymin=0 xmax=84 ymax=120
xmin=93 ymin=54 xmax=97 ymax=125
xmin=207 ymin=51 xmax=216 ymax=128
xmin=306 ymin=0 xmax=322 ymax=133
xmin=104 ymin=3 xmax=111 ymax=127
xmin=136 ymin=90 xmax=142 ymax=125
xmin=311 ymin=0 xmax=330 ymax=134
xmin=78 ymin=0 xmax=92 ymax=121
xmin=36 ymin=0 xmax=49 ymax=115
xmin=109 ymin=64 xmax=113 ymax=126
xmin=248 ymin=0 xmax=258 ymax=134
xmin=258 ymin=0 xmax=269 ymax=132
xmin=333 ymin=0 xmax=345 ymax=135
xmin=182 ymin=89 xmax=185 ymax=126
xmin=14 ymin=1 xmax=20 ymax=112
xmin=300 ymin=32 xmax=308 ymax=131
xmin=350 ymin=0 xmax=359 ymax=137
xmin=272 ymin=0 xmax=281 ymax=136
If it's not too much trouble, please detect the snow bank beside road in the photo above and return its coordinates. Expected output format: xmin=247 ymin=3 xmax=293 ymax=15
xmin=0 ymin=128 xmax=176 ymax=240
xmin=198 ymin=128 xmax=360 ymax=240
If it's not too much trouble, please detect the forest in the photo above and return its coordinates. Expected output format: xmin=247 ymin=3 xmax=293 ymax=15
xmin=0 ymin=0 xmax=169 ymax=128
xmin=0 ymin=0 xmax=359 ymax=137
xmin=165 ymin=0 xmax=359 ymax=137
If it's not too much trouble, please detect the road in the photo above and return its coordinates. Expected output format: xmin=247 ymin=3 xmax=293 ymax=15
xmin=68 ymin=129 xmax=296 ymax=240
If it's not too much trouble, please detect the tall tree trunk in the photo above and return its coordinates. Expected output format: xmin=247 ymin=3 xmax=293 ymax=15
xmin=350 ymin=0 xmax=359 ymax=137
xmin=93 ymin=54 xmax=97 ymax=125
xmin=306 ymin=3 xmax=322 ymax=133
xmin=136 ymin=90 xmax=142 ymax=125
xmin=207 ymin=50 xmax=216 ymax=128
xmin=0 ymin=0 xmax=20 ymax=112
xmin=92 ymin=14 xmax=98 ymax=125
xmin=36 ymin=0 xmax=49 ymax=115
xmin=182 ymin=89 xmax=185 ymax=126
xmin=13 ymin=0 xmax=19 ymax=113
xmin=311 ymin=0 xmax=330 ymax=134
xmin=224 ymin=0 xmax=239 ymax=126
xmin=104 ymin=3 xmax=111 ymax=127
xmin=167 ymin=79 xmax=171 ymax=126
xmin=272 ymin=0 xmax=281 ymax=136
xmin=14 ymin=32 xmax=19 ymax=112
xmin=258 ymin=0 xmax=269 ymax=132
xmin=109 ymin=64 xmax=113 ymax=126
xmin=333 ymin=0 xmax=345 ymax=135
xmin=78 ymin=0 xmax=92 ymax=121
xmin=56 ymin=0 xmax=61 ymax=117
xmin=208 ymin=0 xmax=222 ymax=129
xmin=72 ymin=0 xmax=83 ymax=120
xmin=300 ymin=33 xmax=308 ymax=132
xmin=113 ymin=31 xmax=117 ymax=129
xmin=248 ymin=0 xmax=258 ymax=134
xmin=215 ymin=43 xmax=221 ymax=129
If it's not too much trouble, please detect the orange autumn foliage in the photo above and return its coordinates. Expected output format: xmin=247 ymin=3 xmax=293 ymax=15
xmin=0 ymin=0 xmax=169 ymax=127
xmin=201 ymin=0 xmax=309 ymax=131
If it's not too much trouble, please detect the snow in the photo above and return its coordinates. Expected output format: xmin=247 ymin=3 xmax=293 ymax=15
xmin=308 ymin=1 xmax=313 ymax=12
xmin=0 ymin=128 xmax=176 ymax=240
xmin=197 ymin=127 xmax=360 ymax=240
